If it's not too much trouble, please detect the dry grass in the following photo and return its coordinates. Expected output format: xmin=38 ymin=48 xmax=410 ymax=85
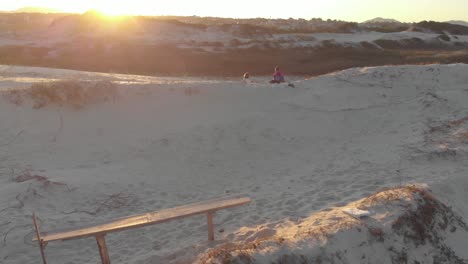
xmin=427 ymin=116 xmax=468 ymax=144
xmin=2 ymin=89 xmax=23 ymax=106
xmin=3 ymin=80 xmax=118 ymax=109
xmin=391 ymin=187 xmax=445 ymax=246
xmin=14 ymin=170 xmax=67 ymax=188
xmin=358 ymin=185 xmax=417 ymax=209
xmin=184 ymin=87 xmax=201 ymax=96
xmin=449 ymin=117 xmax=468 ymax=126
xmin=455 ymin=131 xmax=468 ymax=141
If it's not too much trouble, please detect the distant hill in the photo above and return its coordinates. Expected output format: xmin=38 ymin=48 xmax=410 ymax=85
xmin=15 ymin=6 xmax=60 ymax=13
xmin=362 ymin=17 xmax=402 ymax=24
xmin=411 ymin=21 xmax=468 ymax=35
xmin=446 ymin=20 xmax=468 ymax=27
xmin=360 ymin=17 xmax=407 ymax=33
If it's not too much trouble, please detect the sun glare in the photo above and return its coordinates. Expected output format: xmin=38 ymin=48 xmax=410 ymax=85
xmin=90 ymin=1 xmax=133 ymax=16
xmin=54 ymin=0 xmax=138 ymax=16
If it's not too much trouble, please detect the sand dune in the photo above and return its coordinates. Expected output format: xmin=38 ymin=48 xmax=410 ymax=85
xmin=1 ymin=64 xmax=468 ymax=263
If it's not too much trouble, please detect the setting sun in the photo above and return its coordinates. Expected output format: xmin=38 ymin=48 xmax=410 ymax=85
xmin=85 ymin=0 xmax=135 ymax=16
xmin=3 ymin=0 xmax=147 ymax=16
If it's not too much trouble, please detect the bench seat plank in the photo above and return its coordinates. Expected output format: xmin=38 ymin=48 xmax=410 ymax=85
xmin=35 ymin=196 xmax=250 ymax=242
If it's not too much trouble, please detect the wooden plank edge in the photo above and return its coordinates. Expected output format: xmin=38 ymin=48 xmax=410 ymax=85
xmin=34 ymin=196 xmax=251 ymax=242
xmin=32 ymin=212 xmax=48 ymax=264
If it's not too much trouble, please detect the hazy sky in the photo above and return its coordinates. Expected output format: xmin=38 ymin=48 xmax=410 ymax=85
xmin=1 ymin=0 xmax=467 ymax=22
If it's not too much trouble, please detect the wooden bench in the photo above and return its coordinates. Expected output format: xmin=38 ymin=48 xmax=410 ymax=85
xmin=32 ymin=196 xmax=251 ymax=264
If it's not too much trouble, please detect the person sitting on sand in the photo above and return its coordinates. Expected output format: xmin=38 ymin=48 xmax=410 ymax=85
xmin=243 ymin=72 xmax=253 ymax=83
xmin=270 ymin=66 xmax=285 ymax=84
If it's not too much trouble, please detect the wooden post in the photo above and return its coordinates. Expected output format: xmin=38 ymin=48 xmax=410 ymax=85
xmin=95 ymin=235 xmax=111 ymax=264
xmin=32 ymin=212 xmax=48 ymax=264
xmin=207 ymin=212 xmax=215 ymax=241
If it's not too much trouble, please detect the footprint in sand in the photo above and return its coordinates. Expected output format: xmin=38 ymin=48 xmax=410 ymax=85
xmin=250 ymin=185 xmax=261 ymax=192
xmin=285 ymin=198 xmax=298 ymax=206
xmin=249 ymin=214 xmax=260 ymax=222
xmin=362 ymin=185 xmax=378 ymax=192
xmin=281 ymin=210 xmax=296 ymax=217
xmin=317 ymin=194 xmax=336 ymax=202
xmin=255 ymin=198 xmax=267 ymax=207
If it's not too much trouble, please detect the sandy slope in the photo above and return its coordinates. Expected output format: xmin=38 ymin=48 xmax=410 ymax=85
xmin=0 ymin=64 xmax=468 ymax=263
xmin=198 ymin=186 xmax=468 ymax=263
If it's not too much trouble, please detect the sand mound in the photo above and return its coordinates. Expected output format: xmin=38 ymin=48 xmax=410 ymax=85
xmin=198 ymin=186 xmax=468 ymax=264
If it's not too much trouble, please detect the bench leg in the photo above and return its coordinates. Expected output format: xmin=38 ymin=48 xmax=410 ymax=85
xmin=207 ymin=212 xmax=215 ymax=241
xmin=95 ymin=235 xmax=111 ymax=264
xmin=32 ymin=212 xmax=48 ymax=264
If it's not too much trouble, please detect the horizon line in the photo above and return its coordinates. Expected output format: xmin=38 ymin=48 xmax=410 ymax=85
xmin=1 ymin=8 xmax=467 ymax=24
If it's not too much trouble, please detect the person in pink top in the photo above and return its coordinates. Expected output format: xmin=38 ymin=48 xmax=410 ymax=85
xmin=270 ymin=66 xmax=285 ymax=84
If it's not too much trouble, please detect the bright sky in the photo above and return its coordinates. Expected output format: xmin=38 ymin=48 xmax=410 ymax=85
xmin=1 ymin=0 xmax=467 ymax=22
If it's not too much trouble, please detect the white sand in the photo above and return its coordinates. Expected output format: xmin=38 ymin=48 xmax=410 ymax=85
xmin=1 ymin=63 xmax=468 ymax=263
